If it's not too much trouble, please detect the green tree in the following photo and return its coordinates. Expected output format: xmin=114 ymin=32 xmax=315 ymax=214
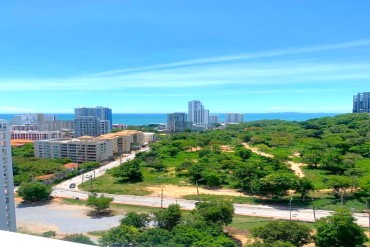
xmin=137 ymin=228 xmax=175 ymax=247
xmin=314 ymin=208 xmax=368 ymax=247
xmin=295 ymin=178 xmax=315 ymax=201
xmin=120 ymin=212 xmax=150 ymax=228
xmin=18 ymin=182 xmax=52 ymax=202
xmin=99 ymin=225 xmax=139 ymax=246
xmin=154 ymin=204 xmax=182 ymax=230
xmin=112 ymin=160 xmax=143 ymax=183
xmin=259 ymin=173 xmax=297 ymax=197
xmin=196 ymin=201 xmax=234 ymax=226
xmin=327 ymin=175 xmax=352 ymax=198
xmin=62 ymin=234 xmax=95 ymax=245
xmin=86 ymin=194 xmax=113 ymax=213
xmin=251 ymin=221 xmax=311 ymax=247
xmin=203 ymin=172 xmax=226 ymax=188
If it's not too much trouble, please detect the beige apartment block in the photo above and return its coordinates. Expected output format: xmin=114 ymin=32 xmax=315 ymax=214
xmin=34 ymin=136 xmax=113 ymax=163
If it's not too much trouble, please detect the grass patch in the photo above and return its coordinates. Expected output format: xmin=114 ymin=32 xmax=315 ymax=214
xmin=230 ymin=215 xmax=315 ymax=231
xmin=79 ymin=173 xmax=152 ymax=196
xmin=61 ymin=198 xmax=162 ymax=214
xmin=182 ymin=194 xmax=256 ymax=204
xmin=302 ymin=167 xmax=329 ymax=190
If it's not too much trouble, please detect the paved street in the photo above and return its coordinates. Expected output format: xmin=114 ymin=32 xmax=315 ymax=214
xmin=52 ymin=187 xmax=370 ymax=227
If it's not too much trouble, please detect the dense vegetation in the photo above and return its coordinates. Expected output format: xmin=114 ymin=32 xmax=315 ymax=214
xmin=100 ymin=113 xmax=370 ymax=211
xmin=100 ymin=201 xmax=238 ymax=247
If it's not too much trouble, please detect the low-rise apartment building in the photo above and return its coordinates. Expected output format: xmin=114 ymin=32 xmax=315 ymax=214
xmin=34 ymin=136 xmax=113 ymax=163
xmin=97 ymin=132 xmax=134 ymax=154
xmin=11 ymin=130 xmax=64 ymax=141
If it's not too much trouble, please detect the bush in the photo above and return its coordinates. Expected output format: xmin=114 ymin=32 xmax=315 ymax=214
xmin=63 ymin=234 xmax=95 ymax=245
xmin=251 ymin=221 xmax=311 ymax=247
xmin=86 ymin=194 xmax=113 ymax=213
xmin=18 ymin=182 xmax=52 ymax=202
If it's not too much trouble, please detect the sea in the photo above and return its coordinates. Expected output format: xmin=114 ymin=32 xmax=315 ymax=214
xmin=0 ymin=113 xmax=341 ymax=126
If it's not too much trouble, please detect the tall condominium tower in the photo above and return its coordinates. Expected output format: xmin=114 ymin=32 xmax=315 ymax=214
xmin=188 ymin=100 xmax=209 ymax=125
xmin=167 ymin=113 xmax=189 ymax=132
xmin=74 ymin=107 xmax=112 ymax=137
xmin=353 ymin=92 xmax=370 ymax=113
xmin=225 ymin=113 xmax=244 ymax=123
xmin=209 ymin=115 xmax=220 ymax=124
xmin=0 ymin=120 xmax=16 ymax=231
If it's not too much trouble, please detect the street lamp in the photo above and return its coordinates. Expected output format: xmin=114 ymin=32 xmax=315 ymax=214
xmin=312 ymin=198 xmax=316 ymax=221
xmin=289 ymin=198 xmax=293 ymax=220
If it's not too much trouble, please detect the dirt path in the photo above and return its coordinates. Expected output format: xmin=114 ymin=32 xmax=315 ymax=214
xmin=146 ymin=185 xmax=249 ymax=198
xmin=242 ymin=143 xmax=273 ymax=158
xmin=242 ymin=143 xmax=305 ymax=178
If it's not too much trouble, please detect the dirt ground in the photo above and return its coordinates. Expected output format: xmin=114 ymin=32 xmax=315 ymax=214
xmin=243 ymin=143 xmax=306 ymax=178
xmin=146 ymin=184 xmax=249 ymax=198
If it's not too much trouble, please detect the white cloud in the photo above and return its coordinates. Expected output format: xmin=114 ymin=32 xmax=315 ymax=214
xmin=1 ymin=39 xmax=370 ymax=92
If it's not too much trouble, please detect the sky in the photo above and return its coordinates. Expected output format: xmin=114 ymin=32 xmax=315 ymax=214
xmin=1 ymin=1 xmax=370 ymax=114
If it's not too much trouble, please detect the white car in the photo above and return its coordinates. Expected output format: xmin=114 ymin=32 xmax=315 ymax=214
xmin=84 ymin=174 xmax=91 ymax=178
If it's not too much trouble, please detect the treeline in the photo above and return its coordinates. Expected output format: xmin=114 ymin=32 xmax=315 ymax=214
xmin=100 ymin=201 xmax=238 ymax=247
xmin=111 ymin=131 xmax=311 ymax=198
xmin=239 ymin=113 xmax=370 ymax=199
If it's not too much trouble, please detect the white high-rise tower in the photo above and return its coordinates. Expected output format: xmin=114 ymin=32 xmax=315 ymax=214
xmin=188 ymin=100 xmax=209 ymax=125
xmin=0 ymin=120 xmax=16 ymax=231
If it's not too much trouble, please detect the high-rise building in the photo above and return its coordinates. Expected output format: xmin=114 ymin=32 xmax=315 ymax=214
xmin=74 ymin=107 xmax=112 ymax=137
xmin=188 ymin=100 xmax=209 ymax=125
xmin=209 ymin=115 xmax=220 ymax=124
xmin=167 ymin=113 xmax=189 ymax=132
xmin=75 ymin=106 xmax=112 ymax=129
xmin=74 ymin=116 xmax=100 ymax=137
xmin=353 ymin=92 xmax=370 ymax=113
xmin=0 ymin=120 xmax=16 ymax=231
xmin=225 ymin=113 xmax=244 ymax=124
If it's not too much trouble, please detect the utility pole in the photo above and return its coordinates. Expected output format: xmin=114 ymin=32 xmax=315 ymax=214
xmin=82 ymin=175 xmax=84 ymax=184
xmin=289 ymin=198 xmax=293 ymax=221
xmin=312 ymin=198 xmax=316 ymax=221
xmin=161 ymin=189 xmax=163 ymax=208
xmin=366 ymin=199 xmax=370 ymax=235
xmin=90 ymin=175 xmax=93 ymax=192
xmin=93 ymin=169 xmax=96 ymax=179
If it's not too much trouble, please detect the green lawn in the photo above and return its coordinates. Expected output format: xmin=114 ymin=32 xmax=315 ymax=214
xmin=302 ymin=167 xmax=329 ymax=190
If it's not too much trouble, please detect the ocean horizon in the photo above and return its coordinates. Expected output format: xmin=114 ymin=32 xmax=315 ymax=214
xmin=0 ymin=112 xmax=343 ymax=126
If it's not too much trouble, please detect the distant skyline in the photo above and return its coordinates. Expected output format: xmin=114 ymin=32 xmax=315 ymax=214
xmin=1 ymin=1 xmax=370 ymax=113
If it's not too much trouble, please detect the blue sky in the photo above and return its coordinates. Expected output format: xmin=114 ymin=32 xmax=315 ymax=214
xmin=1 ymin=1 xmax=370 ymax=114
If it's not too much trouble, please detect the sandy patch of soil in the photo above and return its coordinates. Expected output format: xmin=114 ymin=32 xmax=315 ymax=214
xmin=220 ymin=145 xmax=234 ymax=152
xmin=243 ymin=143 xmax=306 ymax=178
xmin=225 ymin=226 xmax=251 ymax=246
xmin=242 ymin=143 xmax=273 ymax=158
xmin=18 ymin=223 xmax=60 ymax=234
xmin=186 ymin=146 xmax=202 ymax=152
xmin=286 ymin=161 xmax=305 ymax=178
xmin=146 ymin=185 xmax=248 ymax=198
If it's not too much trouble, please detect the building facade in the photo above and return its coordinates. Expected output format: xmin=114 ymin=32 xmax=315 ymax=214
xmin=74 ymin=116 xmax=101 ymax=137
xmin=11 ymin=130 xmax=64 ymax=141
xmin=167 ymin=112 xmax=189 ymax=132
xmin=0 ymin=120 xmax=16 ymax=231
xmin=353 ymin=92 xmax=370 ymax=113
xmin=209 ymin=115 xmax=220 ymax=124
xmin=75 ymin=107 xmax=112 ymax=134
xmin=188 ymin=100 xmax=209 ymax=125
xmin=34 ymin=137 xmax=113 ymax=163
xmin=225 ymin=113 xmax=244 ymax=123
